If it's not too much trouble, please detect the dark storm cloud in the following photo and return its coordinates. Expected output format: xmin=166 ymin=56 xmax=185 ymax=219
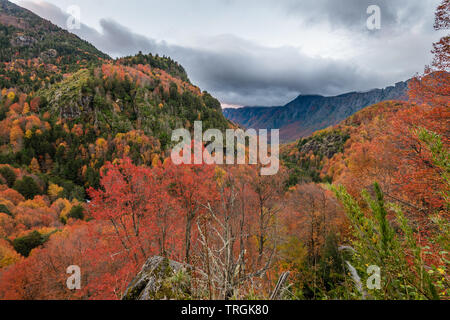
xmin=14 ymin=1 xmax=161 ymax=57
xmin=15 ymin=0 xmax=439 ymax=106
xmin=176 ymin=35 xmax=373 ymax=106
xmin=278 ymin=0 xmax=434 ymax=31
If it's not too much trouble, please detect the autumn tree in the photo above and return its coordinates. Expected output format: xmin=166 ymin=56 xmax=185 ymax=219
xmin=195 ymin=166 xmax=281 ymax=299
xmin=0 ymin=239 xmax=21 ymax=268
xmin=0 ymin=223 xmax=134 ymax=300
xmin=390 ymin=1 xmax=450 ymax=215
xmin=432 ymin=0 xmax=450 ymax=70
xmin=162 ymin=155 xmax=218 ymax=264
xmin=279 ymin=183 xmax=347 ymax=298
xmin=245 ymin=165 xmax=286 ymax=267
xmin=409 ymin=0 xmax=449 ymax=107
xmin=89 ymin=158 xmax=157 ymax=264
xmin=29 ymin=157 xmax=40 ymax=174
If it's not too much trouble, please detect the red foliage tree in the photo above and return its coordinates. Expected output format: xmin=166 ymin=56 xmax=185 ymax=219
xmin=89 ymin=158 xmax=163 ymax=264
xmin=161 ymin=156 xmax=218 ymax=264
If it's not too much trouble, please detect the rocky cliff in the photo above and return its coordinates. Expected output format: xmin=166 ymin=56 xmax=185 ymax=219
xmin=223 ymin=81 xmax=409 ymax=142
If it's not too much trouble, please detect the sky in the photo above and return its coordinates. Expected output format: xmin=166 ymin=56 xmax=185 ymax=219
xmin=11 ymin=0 xmax=444 ymax=107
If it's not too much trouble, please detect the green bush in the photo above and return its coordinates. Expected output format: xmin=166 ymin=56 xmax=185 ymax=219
xmin=12 ymin=231 xmax=44 ymax=257
xmin=0 ymin=166 xmax=17 ymax=187
xmin=332 ymin=183 xmax=441 ymax=300
xmin=68 ymin=205 xmax=85 ymax=220
xmin=0 ymin=204 xmax=12 ymax=216
xmin=48 ymin=177 xmax=86 ymax=201
xmin=13 ymin=176 xmax=41 ymax=200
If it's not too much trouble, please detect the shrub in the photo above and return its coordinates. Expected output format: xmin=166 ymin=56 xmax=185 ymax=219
xmin=0 ymin=166 xmax=16 ymax=188
xmin=67 ymin=205 xmax=85 ymax=221
xmin=12 ymin=231 xmax=44 ymax=257
xmin=13 ymin=176 xmax=41 ymax=200
xmin=0 ymin=204 xmax=12 ymax=216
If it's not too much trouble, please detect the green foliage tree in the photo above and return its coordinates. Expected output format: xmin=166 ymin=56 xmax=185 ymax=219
xmin=0 ymin=204 xmax=12 ymax=216
xmin=12 ymin=231 xmax=44 ymax=257
xmin=67 ymin=205 xmax=85 ymax=221
xmin=319 ymin=232 xmax=347 ymax=293
xmin=0 ymin=166 xmax=17 ymax=188
xmin=416 ymin=128 xmax=449 ymax=207
xmin=13 ymin=176 xmax=41 ymax=200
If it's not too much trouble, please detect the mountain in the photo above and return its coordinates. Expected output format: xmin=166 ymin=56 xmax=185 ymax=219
xmin=0 ymin=0 xmax=231 ymax=275
xmin=223 ymin=81 xmax=409 ymax=142
xmin=0 ymin=0 xmax=110 ymax=91
xmin=0 ymin=0 xmax=230 ymax=194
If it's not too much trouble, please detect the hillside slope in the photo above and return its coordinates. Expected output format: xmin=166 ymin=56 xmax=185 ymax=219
xmin=224 ymin=81 xmax=408 ymax=142
xmin=0 ymin=0 xmax=110 ymax=92
xmin=0 ymin=0 xmax=230 ymax=193
xmin=281 ymin=98 xmax=449 ymax=216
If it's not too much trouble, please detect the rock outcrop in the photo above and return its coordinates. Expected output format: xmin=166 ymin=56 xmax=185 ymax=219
xmin=122 ymin=256 xmax=192 ymax=300
xmin=298 ymin=130 xmax=350 ymax=159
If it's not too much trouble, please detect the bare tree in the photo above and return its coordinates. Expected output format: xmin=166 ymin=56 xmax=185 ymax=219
xmin=194 ymin=167 xmax=283 ymax=299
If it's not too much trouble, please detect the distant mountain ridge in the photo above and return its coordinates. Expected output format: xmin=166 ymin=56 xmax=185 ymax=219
xmin=223 ymin=80 xmax=409 ymax=142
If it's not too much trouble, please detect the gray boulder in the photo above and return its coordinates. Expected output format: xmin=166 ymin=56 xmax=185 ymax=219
xmin=122 ymin=256 xmax=192 ymax=300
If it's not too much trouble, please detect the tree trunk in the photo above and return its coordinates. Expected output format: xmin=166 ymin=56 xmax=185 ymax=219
xmin=185 ymin=214 xmax=193 ymax=264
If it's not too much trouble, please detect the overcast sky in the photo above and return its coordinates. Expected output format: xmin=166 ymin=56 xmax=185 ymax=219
xmin=11 ymin=0 xmax=444 ymax=107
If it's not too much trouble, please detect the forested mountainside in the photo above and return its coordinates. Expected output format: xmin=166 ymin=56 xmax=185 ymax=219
xmin=224 ymin=80 xmax=408 ymax=142
xmin=0 ymin=0 xmax=229 ymax=194
xmin=0 ymin=0 xmax=109 ymax=91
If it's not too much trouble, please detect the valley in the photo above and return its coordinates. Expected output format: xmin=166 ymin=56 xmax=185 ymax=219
xmin=0 ymin=0 xmax=448 ymax=302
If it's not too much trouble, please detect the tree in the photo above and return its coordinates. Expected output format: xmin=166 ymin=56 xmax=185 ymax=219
xmin=0 ymin=223 xmax=135 ymax=300
xmin=162 ymin=156 xmax=218 ymax=264
xmin=0 ymin=166 xmax=17 ymax=188
xmin=246 ymin=166 xmax=286 ymax=267
xmin=48 ymin=182 xmax=64 ymax=201
xmin=409 ymin=0 xmax=449 ymax=107
xmin=328 ymin=1 xmax=450 ymax=220
xmin=89 ymin=157 xmax=183 ymax=264
xmin=0 ymin=188 xmax=25 ymax=205
xmin=0 ymin=204 xmax=12 ymax=216
xmin=89 ymin=158 xmax=154 ymax=263
xmin=281 ymin=183 xmax=346 ymax=299
xmin=0 ymin=240 xmax=21 ymax=268
xmin=30 ymin=97 xmax=40 ymax=113
xmin=13 ymin=176 xmax=41 ymax=200
xmin=68 ymin=205 xmax=85 ymax=221
xmin=12 ymin=231 xmax=45 ymax=257
xmin=29 ymin=157 xmax=40 ymax=173
xmin=195 ymin=166 xmax=278 ymax=299
xmin=9 ymin=125 xmax=24 ymax=152
xmin=416 ymin=128 xmax=450 ymax=206
xmin=432 ymin=0 xmax=450 ymax=70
